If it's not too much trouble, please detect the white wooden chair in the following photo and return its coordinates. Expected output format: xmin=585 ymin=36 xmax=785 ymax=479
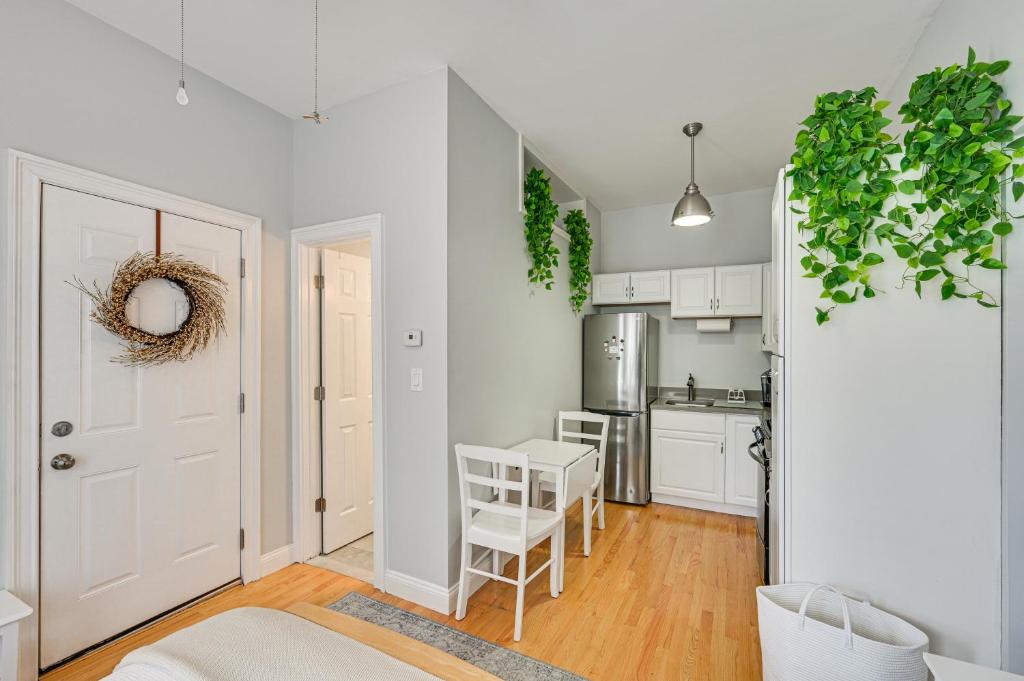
xmin=533 ymin=411 xmax=610 ymax=556
xmin=454 ymin=444 xmax=563 ymax=641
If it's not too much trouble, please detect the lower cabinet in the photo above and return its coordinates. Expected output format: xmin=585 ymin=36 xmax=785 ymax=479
xmin=651 ymin=410 xmax=759 ymax=516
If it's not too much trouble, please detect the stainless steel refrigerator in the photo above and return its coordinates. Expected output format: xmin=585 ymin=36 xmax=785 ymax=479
xmin=583 ymin=312 xmax=659 ymax=505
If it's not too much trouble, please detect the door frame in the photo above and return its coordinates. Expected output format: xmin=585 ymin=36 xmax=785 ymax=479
xmin=290 ymin=216 xmax=386 ymax=589
xmin=2 ymin=149 xmax=263 ymax=680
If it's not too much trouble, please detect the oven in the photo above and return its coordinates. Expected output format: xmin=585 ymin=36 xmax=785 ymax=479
xmin=748 ymin=419 xmax=770 ymax=585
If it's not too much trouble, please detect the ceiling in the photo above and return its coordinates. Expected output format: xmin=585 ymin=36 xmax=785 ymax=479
xmin=66 ymin=0 xmax=942 ymax=211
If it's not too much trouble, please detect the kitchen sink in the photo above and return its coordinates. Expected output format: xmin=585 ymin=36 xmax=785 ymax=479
xmin=664 ymin=398 xmax=715 ymax=407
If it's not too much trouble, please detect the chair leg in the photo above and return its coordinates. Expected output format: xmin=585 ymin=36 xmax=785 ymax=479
xmin=549 ymin=531 xmax=559 ymax=598
xmin=514 ymin=551 xmax=527 ymax=641
xmin=491 ymin=548 xmax=501 ymax=579
xmin=456 ymin=540 xmax=470 ymax=620
xmin=597 ymin=490 xmax=606 ymax=530
xmin=583 ymin=493 xmax=592 ymax=557
xmin=531 ymin=476 xmax=540 ymax=508
xmin=558 ymin=517 xmax=566 ymax=592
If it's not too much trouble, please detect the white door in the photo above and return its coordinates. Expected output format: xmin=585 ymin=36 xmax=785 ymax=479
xmin=650 ymin=428 xmax=725 ymax=502
xmin=321 ymin=248 xmax=374 ymax=553
xmin=725 ymin=414 xmax=760 ymax=508
xmin=715 ymin=264 xmax=763 ymax=317
xmin=591 ymin=273 xmax=631 ymax=305
xmin=670 ymin=267 xmax=715 ymax=318
xmin=761 ymin=263 xmax=774 ymax=352
xmin=628 ymin=270 xmax=671 ymax=303
xmin=40 ymin=187 xmax=242 ymax=668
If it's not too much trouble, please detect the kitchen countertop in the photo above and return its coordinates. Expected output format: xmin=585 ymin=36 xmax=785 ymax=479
xmin=652 ymin=397 xmax=764 ymax=416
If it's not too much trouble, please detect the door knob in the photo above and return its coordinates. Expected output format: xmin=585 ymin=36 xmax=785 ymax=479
xmin=50 ymin=453 xmax=76 ymax=470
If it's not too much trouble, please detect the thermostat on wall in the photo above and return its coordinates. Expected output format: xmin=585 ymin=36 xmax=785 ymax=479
xmin=403 ymin=329 xmax=423 ymax=347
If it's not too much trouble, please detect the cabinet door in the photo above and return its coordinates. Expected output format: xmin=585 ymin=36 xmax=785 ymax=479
xmin=725 ymin=414 xmax=760 ymax=508
xmin=771 ymin=169 xmax=787 ymax=352
xmin=761 ymin=263 xmax=774 ymax=351
xmin=651 ymin=428 xmax=725 ymax=502
xmin=670 ymin=268 xmax=715 ymax=318
xmin=629 ymin=270 xmax=671 ymax=303
xmin=715 ymin=264 xmax=763 ymax=317
xmin=592 ymin=273 xmax=631 ymax=305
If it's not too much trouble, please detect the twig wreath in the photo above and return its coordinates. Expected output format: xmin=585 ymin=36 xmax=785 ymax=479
xmin=72 ymin=252 xmax=227 ymax=366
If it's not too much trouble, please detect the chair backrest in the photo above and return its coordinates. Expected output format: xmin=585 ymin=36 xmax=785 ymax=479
xmin=454 ymin=444 xmax=531 ymax=545
xmin=557 ymin=411 xmax=610 ymax=485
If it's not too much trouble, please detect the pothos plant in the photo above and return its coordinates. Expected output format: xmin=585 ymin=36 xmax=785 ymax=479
xmin=564 ymin=208 xmax=593 ymax=313
xmin=789 ymin=49 xmax=1023 ymax=324
xmin=523 ymin=168 xmax=560 ymax=290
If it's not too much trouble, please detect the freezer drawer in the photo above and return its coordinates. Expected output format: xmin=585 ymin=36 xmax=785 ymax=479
xmin=598 ymin=412 xmax=650 ymax=505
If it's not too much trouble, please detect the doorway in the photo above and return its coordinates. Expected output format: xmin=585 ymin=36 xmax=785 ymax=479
xmin=290 ymin=216 xmax=386 ymax=589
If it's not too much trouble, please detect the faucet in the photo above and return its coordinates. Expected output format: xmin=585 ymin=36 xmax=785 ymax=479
xmin=687 ymin=373 xmax=696 ymax=401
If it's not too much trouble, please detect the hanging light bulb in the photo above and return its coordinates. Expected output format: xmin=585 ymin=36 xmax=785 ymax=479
xmin=672 ymin=122 xmax=714 ymax=226
xmin=302 ymin=0 xmax=328 ymax=124
xmin=175 ymin=0 xmax=189 ymax=106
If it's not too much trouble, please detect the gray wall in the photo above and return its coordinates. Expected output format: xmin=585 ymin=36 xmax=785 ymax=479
xmin=884 ymin=0 xmax=1024 ymax=668
xmin=0 ymin=0 xmax=295 ymax=581
xmin=292 ymin=69 xmax=451 ymax=587
xmin=445 ymin=70 xmax=594 ymax=584
xmin=599 ymin=187 xmax=772 ymax=392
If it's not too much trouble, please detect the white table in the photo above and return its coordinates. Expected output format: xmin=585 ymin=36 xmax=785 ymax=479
xmin=0 ymin=590 xmax=32 ymax=681
xmin=509 ymin=438 xmax=595 ymax=592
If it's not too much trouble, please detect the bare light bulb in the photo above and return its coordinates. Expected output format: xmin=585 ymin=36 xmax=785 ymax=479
xmin=176 ymin=80 xmax=189 ymax=106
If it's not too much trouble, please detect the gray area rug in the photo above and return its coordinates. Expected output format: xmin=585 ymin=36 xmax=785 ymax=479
xmin=328 ymin=592 xmax=587 ymax=681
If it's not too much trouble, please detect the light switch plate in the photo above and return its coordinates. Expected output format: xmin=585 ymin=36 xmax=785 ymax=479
xmin=403 ymin=329 xmax=423 ymax=347
xmin=410 ymin=368 xmax=423 ymax=391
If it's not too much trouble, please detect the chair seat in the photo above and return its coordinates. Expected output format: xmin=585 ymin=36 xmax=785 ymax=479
xmin=468 ymin=502 xmax=561 ymax=544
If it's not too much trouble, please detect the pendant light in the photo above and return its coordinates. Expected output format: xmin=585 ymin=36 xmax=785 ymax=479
xmin=302 ymin=0 xmax=328 ymax=124
xmin=175 ymin=0 xmax=189 ymax=106
xmin=671 ymin=122 xmax=714 ymax=226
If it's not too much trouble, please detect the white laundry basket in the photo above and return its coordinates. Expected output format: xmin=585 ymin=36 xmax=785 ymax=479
xmin=757 ymin=583 xmax=929 ymax=681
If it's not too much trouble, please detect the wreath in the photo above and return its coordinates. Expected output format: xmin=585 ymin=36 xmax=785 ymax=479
xmin=72 ymin=252 xmax=228 ymax=366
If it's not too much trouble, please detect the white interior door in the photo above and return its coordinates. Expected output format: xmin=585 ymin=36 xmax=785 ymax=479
xmin=321 ymin=248 xmax=374 ymax=554
xmin=39 ymin=186 xmax=242 ymax=668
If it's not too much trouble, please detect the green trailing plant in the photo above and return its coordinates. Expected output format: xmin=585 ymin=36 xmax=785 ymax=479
xmin=523 ymin=168 xmax=560 ymax=290
xmin=788 ymin=86 xmax=901 ymax=325
xmin=564 ymin=208 xmax=593 ymax=313
xmin=896 ymin=47 xmax=1023 ymax=307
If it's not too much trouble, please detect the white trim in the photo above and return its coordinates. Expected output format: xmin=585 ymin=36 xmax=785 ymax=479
xmin=290 ymin=215 xmax=387 ymax=591
xmin=650 ymin=495 xmax=758 ymax=518
xmin=260 ymin=545 xmax=295 ymax=579
xmin=2 ymin=149 xmax=263 ymax=681
xmin=384 ymin=571 xmax=450 ymax=615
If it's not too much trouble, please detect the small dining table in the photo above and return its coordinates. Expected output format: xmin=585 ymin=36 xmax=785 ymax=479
xmin=509 ymin=438 xmax=595 ymax=592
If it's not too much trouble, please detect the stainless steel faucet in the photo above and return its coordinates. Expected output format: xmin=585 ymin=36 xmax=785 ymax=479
xmin=687 ymin=373 xmax=696 ymax=401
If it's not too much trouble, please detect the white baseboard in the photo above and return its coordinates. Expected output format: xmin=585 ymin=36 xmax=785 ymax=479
xmin=384 ymin=570 xmax=452 ymax=614
xmin=651 ymin=494 xmax=758 ymax=518
xmin=260 ymin=544 xmax=295 ymax=578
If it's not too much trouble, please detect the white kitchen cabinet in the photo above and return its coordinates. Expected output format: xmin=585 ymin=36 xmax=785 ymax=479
xmin=715 ymin=264 xmax=763 ymax=317
xmin=725 ymin=414 xmax=760 ymax=508
xmin=651 ymin=428 xmax=725 ymax=502
xmin=670 ymin=267 xmax=715 ymax=318
xmin=628 ymin=270 xmax=671 ymax=303
xmin=761 ymin=263 xmax=774 ymax=352
xmin=592 ymin=273 xmax=631 ymax=304
xmin=592 ymin=270 xmax=670 ymax=305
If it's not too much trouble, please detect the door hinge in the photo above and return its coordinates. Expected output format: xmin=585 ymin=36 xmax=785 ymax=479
xmin=239 ymin=528 xmax=246 ymax=550
xmin=314 ymin=385 xmax=325 ymax=401
xmin=240 ymin=257 xmax=246 ymax=278
xmin=313 ymin=274 xmax=325 ymax=289
xmin=315 ymin=497 xmax=327 ymax=513
xmin=239 ymin=393 xmax=246 ymax=413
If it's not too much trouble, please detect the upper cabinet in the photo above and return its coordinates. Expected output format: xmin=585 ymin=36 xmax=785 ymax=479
xmin=670 ymin=268 xmax=714 ymax=317
xmin=670 ymin=264 xmax=763 ymax=318
xmin=592 ymin=270 xmax=670 ymax=305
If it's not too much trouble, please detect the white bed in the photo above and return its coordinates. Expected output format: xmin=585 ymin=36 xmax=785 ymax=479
xmin=103 ymin=604 xmax=497 ymax=681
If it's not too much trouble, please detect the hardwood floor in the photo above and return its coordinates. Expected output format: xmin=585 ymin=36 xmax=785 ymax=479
xmin=43 ymin=502 xmax=762 ymax=681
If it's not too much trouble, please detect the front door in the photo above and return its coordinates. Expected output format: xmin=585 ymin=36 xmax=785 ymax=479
xmin=39 ymin=186 xmax=242 ymax=668
xmin=320 ymin=248 xmax=374 ymax=554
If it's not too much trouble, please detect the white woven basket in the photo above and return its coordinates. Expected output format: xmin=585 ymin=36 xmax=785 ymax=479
xmin=757 ymin=583 xmax=929 ymax=681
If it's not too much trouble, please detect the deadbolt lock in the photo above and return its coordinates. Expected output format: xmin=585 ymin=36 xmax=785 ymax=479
xmin=51 ymin=421 xmax=73 ymax=437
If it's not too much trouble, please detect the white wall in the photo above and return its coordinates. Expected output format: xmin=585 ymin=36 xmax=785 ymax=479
xmin=445 ymin=70 xmax=594 ymax=584
xmin=0 ymin=0 xmax=295 ymax=581
xmin=599 ymin=187 xmax=772 ymax=392
xmin=292 ymin=69 xmax=451 ymax=588
xmin=883 ymin=3 xmax=1023 ymax=666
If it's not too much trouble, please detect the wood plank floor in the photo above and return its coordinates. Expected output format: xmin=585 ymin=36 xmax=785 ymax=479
xmin=43 ymin=502 xmax=762 ymax=681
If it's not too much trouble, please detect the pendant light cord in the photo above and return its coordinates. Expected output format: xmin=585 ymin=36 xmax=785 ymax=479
xmin=313 ymin=0 xmax=319 ymax=115
xmin=690 ymin=135 xmax=695 ymax=185
xmin=179 ymin=0 xmax=184 ymax=84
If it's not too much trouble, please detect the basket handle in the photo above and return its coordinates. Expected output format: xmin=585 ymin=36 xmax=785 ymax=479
xmin=797 ymin=584 xmax=853 ymax=650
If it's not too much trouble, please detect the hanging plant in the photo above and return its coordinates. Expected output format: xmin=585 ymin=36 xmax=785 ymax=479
xmin=895 ymin=47 xmax=1023 ymax=307
xmin=564 ymin=208 xmax=593 ymax=313
xmin=788 ymin=86 xmax=901 ymax=325
xmin=523 ymin=167 xmax=560 ymax=290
